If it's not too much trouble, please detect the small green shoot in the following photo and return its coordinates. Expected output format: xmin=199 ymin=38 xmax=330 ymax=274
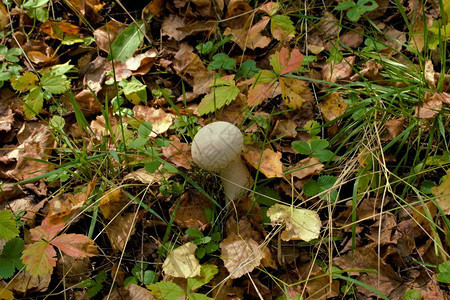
xmin=303 ymin=175 xmax=338 ymax=202
xmin=292 ymin=139 xmax=335 ymax=163
xmin=124 ymin=263 xmax=157 ymax=286
xmin=335 ymin=0 xmax=379 ymax=22
xmin=185 ymin=228 xmax=220 ymax=259
xmin=77 ymin=271 xmax=108 ymax=297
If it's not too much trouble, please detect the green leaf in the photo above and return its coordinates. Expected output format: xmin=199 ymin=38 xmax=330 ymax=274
xmin=292 ymin=141 xmax=312 ymax=155
xmin=186 ymin=228 xmax=204 ymax=239
xmin=108 ymin=21 xmax=145 ymax=62
xmin=10 ymin=72 xmax=38 ymax=92
xmin=270 ymin=15 xmax=295 ymax=41
xmin=142 ymin=270 xmax=157 ymax=285
xmin=145 ymin=161 xmax=161 ymax=173
xmin=402 ymin=289 xmax=422 ymax=300
xmin=0 ymin=210 xmax=19 ymax=240
xmin=87 ymin=283 xmax=103 ymax=297
xmin=303 ymin=179 xmax=321 ymax=197
xmin=24 ymin=87 xmax=44 ymax=119
xmin=188 ymin=293 xmax=213 ymax=300
xmin=77 ymin=278 xmax=96 ymax=288
xmin=208 ymin=53 xmax=235 ymax=70
xmin=124 ymin=276 xmax=138 ymax=286
xmin=335 ymin=1 xmax=356 ymax=10
xmin=130 ymin=137 xmax=149 ymax=149
xmin=313 ymin=150 xmax=335 ymax=163
xmin=138 ymin=121 xmax=153 ymax=138
xmin=204 ymin=242 xmax=218 ymax=254
xmin=310 ymin=139 xmax=329 ymax=152
xmin=236 ymin=60 xmax=260 ymax=79
xmin=346 ymin=0 xmax=378 ymax=21
xmin=195 ymin=247 xmax=206 ymax=259
xmin=187 ymin=264 xmax=218 ymax=292
xmin=120 ymin=77 xmax=147 ymax=105
xmin=148 ymin=281 xmax=185 ymax=300
xmin=420 ymin=180 xmax=436 ymax=194
xmin=197 ymin=85 xmax=239 ymax=115
xmin=2 ymin=238 xmax=25 ymax=270
xmin=49 ymin=116 xmax=65 ymax=132
xmin=254 ymin=186 xmax=280 ymax=206
xmin=41 ymin=72 xmax=70 ymax=94
xmin=0 ymin=258 xmax=15 ymax=279
xmin=438 ymin=261 xmax=450 ymax=283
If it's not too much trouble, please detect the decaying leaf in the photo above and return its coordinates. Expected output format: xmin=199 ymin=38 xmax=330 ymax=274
xmin=162 ymin=242 xmax=201 ymax=278
xmin=270 ymin=119 xmax=298 ymax=138
xmin=318 ymin=92 xmax=348 ymax=122
xmin=94 ymin=20 xmax=125 ymax=52
xmin=162 ymin=137 xmax=192 ymax=169
xmin=224 ymin=17 xmax=271 ymax=50
xmin=99 ymin=188 xmax=129 ymax=220
xmin=132 ymin=105 xmax=174 ymax=137
xmin=267 ymin=203 xmax=321 ymax=241
xmin=220 ymin=235 xmax=263 ymax=279
xmin=385 ymin=117 xmax=405 ymax=139
xmin=431 ymin=172 xmax=450 ymax=214
xmin=322 ymin=56 xmax=356 ymax=83
xmin=290 ymin=157 xmax=323 ymax=180
xmin=170 ymin=192 xmax=211 ymax=230
xmin=243 ymin=147 xmax=284 ymax=178
xmin=105 ymin=211 xmax=144 ymax=252
xmin=415 ymin=92 xmax=442 ymax=119
xmin=279 ymin=77 xmax=314 ymax=110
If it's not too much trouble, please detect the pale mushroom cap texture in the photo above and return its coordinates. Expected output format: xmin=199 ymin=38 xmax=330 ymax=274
xmin=192 ymin=122 xmax=243 ymax=172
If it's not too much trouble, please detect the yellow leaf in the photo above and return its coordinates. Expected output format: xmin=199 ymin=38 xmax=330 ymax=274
xmin=431 ymin=173 xmax=450 ymax=214
xmin=279 ymin=77 xmax=313 ymax=110
xmin=10 ymin=72 xmax=39 ymax=92
xmin=267 ymin=204 xmax=321 ymax=241
xmin=318 ymin=92 xmax=347 ymax=122
xmin=162 ymin=242 xmax=201 ymax=278
xmin=243 ymin=147 xmax=284 ymax=178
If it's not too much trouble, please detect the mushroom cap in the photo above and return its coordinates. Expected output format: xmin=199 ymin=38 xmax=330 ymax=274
xmin=191 ymin=121 xmax=243 ymax=172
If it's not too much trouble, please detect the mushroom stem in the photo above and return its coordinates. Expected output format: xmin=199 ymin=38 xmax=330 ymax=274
xmin=219 ymin=156 xmax=253 ymax=203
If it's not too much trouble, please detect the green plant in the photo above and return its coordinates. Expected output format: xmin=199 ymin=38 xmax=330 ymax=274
xmin=292 ymin=138 xmax=335 ymax=163
xmin=11 ymin=62 xmax=73 ymax=119
xmin=77 ymin=271 xmax=108 ymax=297
xmin=0 ymin=210 xmax=20 ymax=240
xmin=437 ymin=261 xmax=450 ymax=284
xmin=197 ymin=75 xmax=239 ymax=115
xmin=303 ymin=175 xmax=339 ymax=202
xmin=170 ymin=115 xmax=200 ymax=138
xmin=208 ymin=53 xmax=235 ymax=71
xmin=0 ymin=45 xmax=22 ymax=88
xmin=0 ymin=238 xmax=25 ymax=279
xmin=148 ymin=264 xmax=218 ymax=300
xmin=22 ymin=0 xmax=50 ymax=22
xmin=334 ymin=0 xmax=379 ymax=22
xmin=124 ymin=263 xmax=157 ymax=286
xmin=185 ymin=228 xmax=220 ymax=259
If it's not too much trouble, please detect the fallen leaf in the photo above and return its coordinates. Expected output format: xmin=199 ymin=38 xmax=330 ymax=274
xmin=410 ymin=14 xmax=433 ymax=52
xmin=267 ymin=203 xmax=321 ymax=241
xmin=99 ymin=188 xmax=129 ymax=220
xmin=339 ymin=27 xmax=364 ymax=48
xmin=317 ymin=11 xmax=340 ymax=39
xmin=105 ymin=211 xmax=144 ymax=252
xmin=322 ymin=56 xmax=356 ymax=83
xmin=318 ymin=92 xmax=348 ymax=122
xmin=94 ymin=20 xmax=125 ymax=52
xmin=290 ymin=157 xmax=323 ymax=180
xmin=47 ymin=192 xmax=86 ymax=219
xmin=220 ymin=235 xmax=263 ymax=278
xmin=162 ymin=137 xmax=192 ymax=169
xmin=170 ymin=192 xmax=211 ymax=230
xmin=123 ymin=168 xmax=175 ymax=184
xmin=243 ymin=147 xmax=284 ymax=178
xmin=51 ymin=234 xmax=98 ymax=258
xmin=424 ymin=59 xmax=436 ymax=89
xmin=173 ymin=43 xmax=214 ymax=95
xmin=415 ymin=92 xmax=442 ymax=119
xmin=162 ymin=14 xmax=186 ymax=41
xmin=279 ymin=77 xmax=314 ymax=110
xmin=224 ymin=17 xmax=271 ymax=50
xmin=40 ymin=21 xmax=81 ymax=39
xmin=0 ymin=2 xmax=8 ymax=29
xmin=270 ymin=47 xmax=303 ymax=75
xmin=55 ymin=253 xmax=90 ymax=286
xmin=431 ymin=171 xmax=450 ymax=214
xmin=7 ymin=271 xmax=51 ymax=294
xmin=385 ymin=117 xmax=405 ymax=139
xmin=22 ymin=241 xmax=57 ymax=277
xmin=247 ymin=76 xmax=279 ymax=106
xmin=270 ymin=119 xmax=298 ymax=138
xmin=163 ymin=242 xmax=201 ymax=278
xmin=132 ymin=105 xmax=174 ymax=137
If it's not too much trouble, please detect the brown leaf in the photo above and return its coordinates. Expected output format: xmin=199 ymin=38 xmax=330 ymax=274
xmin=385 ymin=117 xmax=405 ymax=139
xmin=339 ymin=27 xmax=364 ymax=48
xmin=170 ymin=192 xmax=211 ymax=230
xmin=334 ymin=246 xmax=403 ymax=298
xmin=220 ymin=235 xmax=263 ymax=279
xmin=55 ymin=253 xmax=91 ymax=286
xmin=243 ymin=146 xmax=284 ymax=178
xmin=99 ymin=188 xmax=129 ymax=220
xmin=0 ymin=1 xmax=8 ymax=29
xmin=298 ymin=262 xmax=340 ymax=299
xmin=162 ymin=137 xmax=192 ymax=169
xmin=127 ymin=284 xmax=154 ymax=300
xmin=279 ymin=77 xmax=314 ymax=110
xmin=317 ymin=11 xmax=340 ymax=39
xmin=161 ymin=15 xmax=186 ymax=41
xmin=47 ymin=193 xmax=86 ymax=219
xmin=289 ymin=157 xmax=323 ymax=180
xmin=224 ymin=17 xmax=271 ymax=50
xmin=40 ymin=21 xmax=81 ymax=39
xmin=270 ymin=119 xmax=298 ymax=138
xmin=415 ymin=92 xmax=442 ymax=119
xmin=132 ymin=106 xmax=174 ymax=137
xmin=94 ymin=20 xmax=125 ymax=52
xmin=318 ymin=92 xmax=348 ymax=122
xmin=105 ymin=211 xmax=144 ymax=252
xmin=7 ymin=271 xmax=51 ymax=294
xmin=431 ymin=171 xmax=450 ymax=214
xmin=123 ymin=168 xmax=175 ymax=184
xmin=322 ymin=56 xmax=356 ymax=83
xmin=410 ymin=14 xmax=433 ymax=52
xmin=247 ymin=79 xmax=279 ymax=107
xmin=173 ymin=43 xmax=214 ymax=95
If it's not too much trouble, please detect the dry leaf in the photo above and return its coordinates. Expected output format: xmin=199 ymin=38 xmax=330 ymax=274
xmin=318 ymin=11 xmax=340 ymax=39
xmin=162 ymin=242 xmax=201 ymax=278
xmin=415 ymin=92 xmax=442 ymax=119
xmin=322 ymin=56 xmax=356 ymax=83
xmin=410 ymin=15 xmax=433 ymax=52
xmin=94 ymin=20 xmax=125 ymax=52
xmin=105 ymin=211 xmax=144 ymax=252
xmin=424 ymin=60 xmax=436 ymax=89
xmin=431 ymin=172 xmax=450 ymax=214
xmin=290 ymin=157 xmax=323 ymax=180
xmin=132 ymin=106 xmax=174 ymax=137
xmin=220 ymin=235 xmax=263 ymax=279
xmin=270 ymin=119 xmax=298 ymax=138
xmin=385 ymin=118 xmax=405 ymax=139
xmin=318 ymin=92 xmax=348 ymax=122
xmin=243 ymin=147 xmax=284 ymax=178
xmin=162 ymin=137 xmax=192 ymax=169
xmin=267 ymin=203 xmax=321 ymax=241
xmin=99 ymin=188 xmax=129 ymax=220
xmin=7 ymin=271 xmax=51 ymax=294
xmin=170 ymin=192 xmax=211 ymax=230
xmin=162 ymin=15 xmax=186 ymax=41
xmin=279 ymin=77 xmax=314 ymax=110
xmin=0 ymin=1 xmax=8 ymax=29
xmin=224 ymin=17 xmax=271 ymax=50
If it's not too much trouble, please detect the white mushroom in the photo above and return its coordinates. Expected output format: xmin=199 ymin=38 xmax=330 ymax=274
xmin=191 ymin=121 xmax=252 ymax=203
